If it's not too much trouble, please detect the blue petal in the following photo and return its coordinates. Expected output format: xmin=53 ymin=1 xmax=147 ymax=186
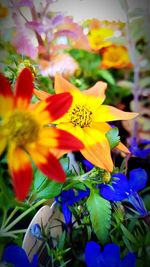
xmin=120 ymin=252 xmax=136 ymax=267
xmin=128 ymin=192 xmax=148 ymax=216
xmin=31 ymin=254 xmax=38 ymax=267
xmin=133 ymin=148 xmax=150 ymax=158
xmin=55 ymin=189 xmax=76 ymax=206
xmin=62 ymin=203 xmax=72 ymax=225
xmin=100 ymin=185 xmax=126 ymax=201
xmin=100 ymin=173 xmax=129 ymax=201
xmin=61 ymin=189 xmax=76 ymax=206
xmin=85 ymin=241 xmax=103 ymax=267
xmin=102 ymin=243 xmax=120 ymax=267
xmin=30 ymin=224 xmax=43 ymax=240
xmin=82 ymin=159 xmax=94 ymax=171
xmin=112 ymin=173 xmax=129 ymax=192
xmin=129 ymin=168 xmax=148 ymax=192
xmin=74 ymin=188 xmax=90 ymax=202
xmin=3 ymin=245 xmax=31 ymax=267
xmin=140 ymin=139 xmax=150 ymax=145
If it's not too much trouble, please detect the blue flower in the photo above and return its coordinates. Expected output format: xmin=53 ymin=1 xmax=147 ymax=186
xmin=130 ymin=137 xmax=150 ymax=158
xmin=2 ymin=245 xmax=38 ymax=267
xmin=85 ymin=241 xmax=136 ymax=267
xmin=100 ymin=168 xmax=148 ymax=216
xmin=82 ymin=159 xmax=94 ymax=172
xmin=55 ymin=188 xmax=90 ymax=225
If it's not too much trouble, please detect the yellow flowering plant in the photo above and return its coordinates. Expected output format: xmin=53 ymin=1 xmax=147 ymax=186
xmin=88 ymin=28 xmax=114 ymax=51
xmin=34 ymin=75 xmax=138 ymax=172
xmin=100 ymin=45 xmax=132 ymax=69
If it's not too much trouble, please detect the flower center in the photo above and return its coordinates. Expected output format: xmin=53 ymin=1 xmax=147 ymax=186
xmin=3 ymin=110 xmax=40 ymax=146
xmin=69 ymin=105 xmax=93 ymax=128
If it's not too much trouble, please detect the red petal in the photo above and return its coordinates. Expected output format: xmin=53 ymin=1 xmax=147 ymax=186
xmin=7 ymin=146 xmax=33 ymax=201
xmin=38 ymin=127 xmax=84 ymax=150
xmin=15 ymin=68 xmax=34 ymax=109
xmin=34 ymin=92 xmax=73 ymax=123
xmin=28 ymin=145 xmax=66 ymax=183
xmin=56 ymin=128 xmax=84 ymax=150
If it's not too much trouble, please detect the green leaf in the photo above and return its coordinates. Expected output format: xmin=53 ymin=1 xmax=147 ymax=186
xmin=36 ymin=180 xmax=63 ymax=199
xmin=97 ymin=69 xmax=115 ymax=85
xmin=121 ymin=224 xmax=137 ymax=244
xmin=68 ymin=48 xmax=101 ymax=75
xmin=87 ymin=191 xmax=111 ymax=244
xmin=33 ymin=169 xmax=63 ymax=199
xmin=106 ymin=127 xmax=120 ymax=149
xmin=128 ymin=8 xmax=144 ymax=19
xmin=33 ymin=168 xmax=47 ymax=191
xmin=140 ymin=77 xmax=150 ymax=88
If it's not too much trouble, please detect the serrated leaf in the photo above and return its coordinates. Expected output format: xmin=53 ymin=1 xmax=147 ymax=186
xmin=87 ymin=191 xmax=111 ymax=244
xmin=106 ymin=127 xmax=120 ymax=149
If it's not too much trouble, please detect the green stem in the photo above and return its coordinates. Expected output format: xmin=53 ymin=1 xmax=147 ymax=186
xmin=1 ymin=207 xmax=19 ymax=229
xmin=2 ymin=199 xmax=46 ymax=233
xmin=1 ymin=209 xmax=7 ymax=228
xmin=0 ymin=229 xmax=27 ymax=239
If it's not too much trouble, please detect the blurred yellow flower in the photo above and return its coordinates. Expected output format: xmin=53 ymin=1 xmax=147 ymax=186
xmin=101 ymin=45 xmax=131 ymax=69
xmin=88 ymin=28 xmax=114 ymax=51
xmin=0 ymin=3 xmax=8 ymax=18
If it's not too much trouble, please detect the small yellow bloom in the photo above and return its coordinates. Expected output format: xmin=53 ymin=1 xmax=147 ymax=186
xmin=88 ymin=28 xmax=114 ymax=51
xmin=101 ymin=45 xmax=131 ymax=69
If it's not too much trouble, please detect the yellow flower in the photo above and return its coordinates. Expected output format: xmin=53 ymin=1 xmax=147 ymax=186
xmin=88 ymin=28 xmax=114 ymax=51
xmin=51 ymin=75 xmax=138 ymax=172
xmin=101 ymin=45 xmax=131 ymax=69
xmin=0 ymin=68 xmax=84 ymax=200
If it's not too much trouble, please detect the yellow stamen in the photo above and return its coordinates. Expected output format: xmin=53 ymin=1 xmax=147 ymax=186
xmin=3 ymin=110 xmax=40 ymax=146
xmin=69 ymin=105 xmax=93 ymax=128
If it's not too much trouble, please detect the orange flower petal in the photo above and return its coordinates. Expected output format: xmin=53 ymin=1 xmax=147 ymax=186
xmin=38 ymin=127 xmax=84 ymax=150
xmin=0 ymin=73 xmax=14 ymax=115
xmin=28 ymin=144 xmax=66 ymax=183
xmin=33 ymin=88 xmax=51 ymax=100
xmin=83 ymin=81 xmax=107 ymax=104
xmin=55 ymin=74 xmax=78 ymax=94
xmin=81 ymin=127 xmax=113 ymax=172
xmin=7 ymin=145 xmax=33 ymax=201
xmin=92 ymin=122 xmax=130 ymax=154
xmin=95 ymin=105 xmax=138 ymax=122
xmin=14 ymin=68 xmax=34 ymax=109
xmin=34 ymin=92 xmax=73 ymax=124
xmin=82 ymin=142 xmax=113 ymax=172
xmin=115 ymin=142 xmax=130 ymax=154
